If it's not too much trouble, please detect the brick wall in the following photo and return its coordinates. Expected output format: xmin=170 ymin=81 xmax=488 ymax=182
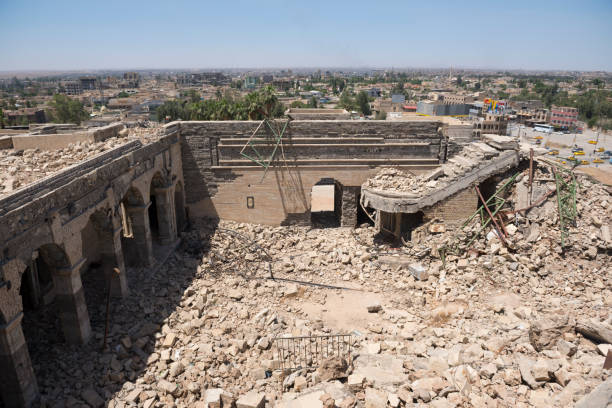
xmin=423 ymin=188 xmax=478 ymax=225
xmin=177 ymin=120 xmax=444 ymax=226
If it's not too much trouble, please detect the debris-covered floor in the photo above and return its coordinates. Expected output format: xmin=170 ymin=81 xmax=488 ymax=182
xmin=20 ymin=169 xmax=612 ymax=408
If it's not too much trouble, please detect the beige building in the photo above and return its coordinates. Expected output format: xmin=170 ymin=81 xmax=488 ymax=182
xmin=473 ymin=113 xmax=508 ymax=138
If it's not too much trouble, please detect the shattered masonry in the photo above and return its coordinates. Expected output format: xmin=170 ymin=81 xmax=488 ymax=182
xmin=0 ymin=120 xmax=610 ymax=408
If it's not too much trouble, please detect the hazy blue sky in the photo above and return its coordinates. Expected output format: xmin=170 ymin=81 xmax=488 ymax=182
xmin=1 ymin=0 xmax=611 ymax=71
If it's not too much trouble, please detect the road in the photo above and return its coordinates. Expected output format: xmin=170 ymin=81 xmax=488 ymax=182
xmin=507 ymin=125 xmax=612 ymax=168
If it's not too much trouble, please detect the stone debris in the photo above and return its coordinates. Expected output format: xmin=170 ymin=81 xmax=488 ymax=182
xmin=0 ymin=125 xmax=163 ymax=198
xmin=363 ymin=141 xmax=507 ymax=195
xmin=22 ymin=164 xmax=611 ymax=407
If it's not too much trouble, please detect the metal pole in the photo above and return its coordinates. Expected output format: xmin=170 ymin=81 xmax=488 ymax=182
xmin=474 ymin=186 xmax=508 ymax=246
xmin=528 ymin=148 xmax=534 ymax=206
xmin=102 ymin=267 xmax=120 ymax=351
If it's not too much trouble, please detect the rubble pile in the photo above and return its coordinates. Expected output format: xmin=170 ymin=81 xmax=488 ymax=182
xmin=364 ymin=143 xmax=503 ymax=196
xmin=23 ymin=166 xmax=611 ymax=408
xmin=0 ymin=127 xmax=163 ymax=198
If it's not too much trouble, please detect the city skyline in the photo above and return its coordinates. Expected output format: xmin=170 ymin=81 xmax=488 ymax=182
xmin=1 ymin=0 xmax=612 ymax=72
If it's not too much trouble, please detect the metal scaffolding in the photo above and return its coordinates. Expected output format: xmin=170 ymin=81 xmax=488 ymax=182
xmin=552 ymin=167 xmax=578 ymax=247
xmin=439 ymin=172 xmax=520 ymax=264
xmin=239 ymin=118 xmax=289 ymax=181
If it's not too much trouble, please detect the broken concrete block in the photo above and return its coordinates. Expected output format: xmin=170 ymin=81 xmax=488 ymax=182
xmin=348 ymin=374 xmax=365 ymax=391
xmin=367 ymin=302 xmax=382 ymax=313
xmin=365 ymin=388 xmax=387 ymax=408
xmin=157 ymin=379 xmax=178 ymax=396
xmin=408 ymin=263 xmax=429 ymax=280
xmin=206 ymin=388 xmax=224 ymax=408
xmin=236 ymin=391 xmax=265 ymax=408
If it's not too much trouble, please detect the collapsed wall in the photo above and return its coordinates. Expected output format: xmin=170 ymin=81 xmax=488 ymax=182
xmin=361 ymin=135 xmax=521 ymax=238
xmin=8 ymin=122 xmax=127 ymax=151
xmin=177 ymin=120 xmax=446 ymax=226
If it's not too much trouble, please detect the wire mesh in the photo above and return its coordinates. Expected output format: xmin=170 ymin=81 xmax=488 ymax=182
xmin=274 ymin=334 xmax=352 ymax=371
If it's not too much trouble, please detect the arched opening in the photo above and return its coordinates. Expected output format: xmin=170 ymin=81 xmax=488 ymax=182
xmin=310 ymin=178 xmax=342 ymax=227
xmin=19 ymin=244 xmax=72 ymax=379
xmin=148 ymin=172 xmax=165 ymax=243
xmin=148 ymin=194 xmax=160 ymax=240
xmin=120 ymin=186 xmax=147 ymax=266
xmin=174 ymin=181 xmax=186 ymax=233
xmin=80 ymin=208 xmax=127 ymax=323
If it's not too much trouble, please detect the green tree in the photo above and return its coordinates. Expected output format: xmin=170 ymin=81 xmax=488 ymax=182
xmin=308 ymin=96 xmax=318 ymax=108
xmin=157 ymin=100 xmax=189 ymax=122
xmin=48 ymin=94 xmax=88 ymax=124
xmin=375 ymin=110 xmax=387 ymax=120
xmin=290 ymin=100 xmax=306 ymax=108
xmin=117 ymin=91 xmax=129 ymax=98
xmin=0 ymin=108 xmax=4 ymax=128
xmin=338 ymin=91 xmax=356 ymax=111
xmin=356 ymin=91 xmax=371 ymax=116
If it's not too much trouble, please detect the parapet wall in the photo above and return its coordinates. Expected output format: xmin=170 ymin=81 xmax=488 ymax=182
xmin=10 ymin=122 xmax=126 ymax=151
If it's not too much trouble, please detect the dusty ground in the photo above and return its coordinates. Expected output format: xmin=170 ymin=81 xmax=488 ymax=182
xmin=20 ymin=175 xmax=611 ymax=407
xmin=576 ymin=166 xmax=612 ymax=186
xmin=11 ymin=151 xmax=612 ymax=408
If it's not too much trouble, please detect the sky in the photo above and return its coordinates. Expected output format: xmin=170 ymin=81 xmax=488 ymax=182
xmin=1 ymin=0 xmax=611 ymax=72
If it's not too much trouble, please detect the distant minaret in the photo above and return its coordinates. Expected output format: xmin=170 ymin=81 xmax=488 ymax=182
xmin=449 ymin=66 xmax=453 ymax=83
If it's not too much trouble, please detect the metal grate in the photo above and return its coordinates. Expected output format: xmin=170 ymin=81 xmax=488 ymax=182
xmin=274 ymin=334 xmax=352 ymax=371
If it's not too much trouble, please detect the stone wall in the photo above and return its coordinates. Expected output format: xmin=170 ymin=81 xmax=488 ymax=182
xmin=422 ymin=188 xmax=478 ymax=225
xmin=0 ymin=136 xmax=13 ymax=149
xmin=176 ymin=120 xmax=443 ymax=225
xmin=11 ymin=123 xmax=126 ymax=151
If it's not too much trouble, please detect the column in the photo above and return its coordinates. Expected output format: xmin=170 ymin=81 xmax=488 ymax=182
xmin=340 ymin=187 xmax=359 ymax=227
xmin=152 ymin=186 xmax=177 ymax=245
xmin=98 ymin=225 xmax=129 ymax=298
xmin=125 ymin=204 xmax=154 ymax=266
xmin=53 ymin=259 xmax=91 ymax=344
xmin=0 ymin=313 xmax=38 ymax=407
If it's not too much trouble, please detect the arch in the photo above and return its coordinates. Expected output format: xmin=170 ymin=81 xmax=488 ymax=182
xmin=123 ymin=186 xmax=145 ymax=206
xmin=148 ymin=173 xmax=164 ymax=241
xmin=120 ymin=185 xmax=153 ymax=266
xmin=310 ymin=178 xmax=342 ymax=227
xmin=174 ymin=181 xmax=186 ymax=233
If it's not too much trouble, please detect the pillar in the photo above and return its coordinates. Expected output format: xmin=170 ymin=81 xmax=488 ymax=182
xmin=152 ymin=186 xmax=177 ymax=245
xmin=125 ymin=204 xmax=154 ymax=266
xmin=98 ymin=225 xmax=129 ymax=298
xmin=53 ymin=259 xmax=91 ymax=344
xmin=340 ymin=186 xmax=359 ymax=227
xmin=0 ymin=313 xmax=38 ymax=407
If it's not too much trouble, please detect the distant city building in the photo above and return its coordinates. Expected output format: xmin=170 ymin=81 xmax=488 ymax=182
xmin=262 ymin=74 xmax=273 ymax=84
xmin=79 ymin=77 xmax=97 ymax=91
xmin=549 ymin=106 xmax=578 ymax=129
xmin=508 ymin=100 xmax=543 ymax=111
xmin=64 ymin=81 xmax=82 ymax=95
xmin=473 ymin=113 xmax=508 ymax=138
xmin=3 ymin=108 xmax=46 ymax=126
xmin=366 ymin=87 xmax=381 ymax=98
xmin=176 ymin=72 xmax=229 ymax=86
xmin=417 ymin=100 xmax=471 ymax=116
xmin=391 ymin=94 xmax=406 ymax=104
xmin=244 ymin=76 xmax=257 ymax=90
xmin=122 ymin=72 xmax=140 ymax=88
xmin=441 ymin=94 xmax=474 ymax=104
xmin=272 ymin=79 xmax=293 ymax=91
